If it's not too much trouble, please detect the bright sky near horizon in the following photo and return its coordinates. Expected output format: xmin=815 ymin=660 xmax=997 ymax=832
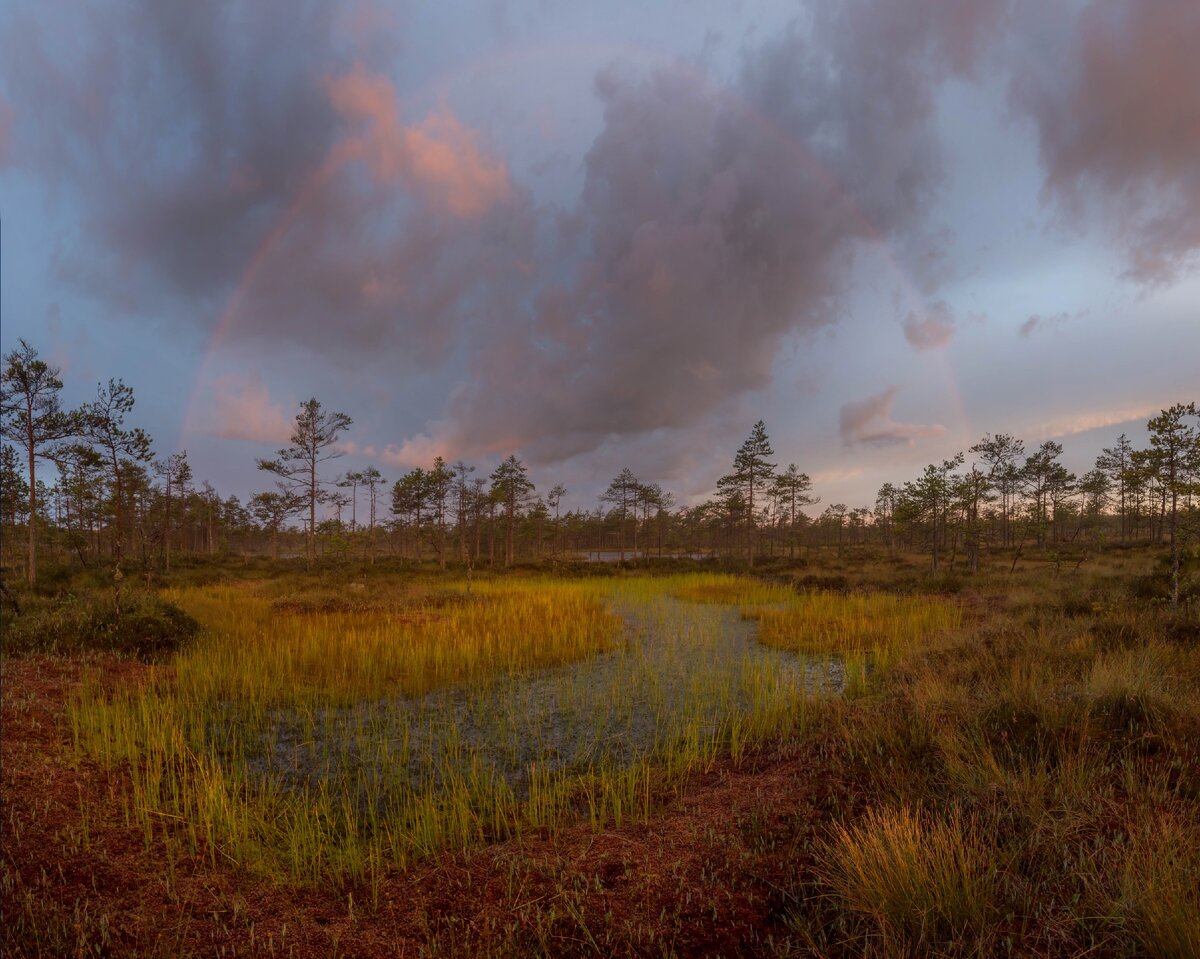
xmin=1 ymin=0 xmax=1197 ymax=514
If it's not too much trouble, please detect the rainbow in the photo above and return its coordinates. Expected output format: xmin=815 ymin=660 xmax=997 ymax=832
xmin=181 ymin=40 xmax=970 ymax=457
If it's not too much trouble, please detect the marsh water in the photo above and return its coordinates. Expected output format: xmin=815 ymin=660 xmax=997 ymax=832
xmin=577 ymin=550 xmax=712 ymax=562
xmin=216 ymin=594 xmax=845 ymax=806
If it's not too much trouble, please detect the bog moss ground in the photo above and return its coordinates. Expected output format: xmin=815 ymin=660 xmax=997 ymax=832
xmin=5 ymin=552 xmax=1200 ymax=957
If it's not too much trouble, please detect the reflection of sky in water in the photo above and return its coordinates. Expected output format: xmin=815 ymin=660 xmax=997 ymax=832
xmin=210 ymin=597 xmax=844 ymax=806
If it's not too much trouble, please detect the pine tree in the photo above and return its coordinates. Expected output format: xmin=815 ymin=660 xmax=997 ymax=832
xmin=249 ymin=489 xmax=303 ymax=560
xmin=490 ymin=454 xmax=535 ymax=566
xmin=155 ymin=451 xmax=191 ymax=571
xmin=0 ymin=340 xmax=77 ymax=584
xmin=718 ymin=421 xmax=775 ymax=565
xmin=773 ymin=464 xmax=817 ymax=560
xmin=601 ymin=468 xmax=638 ymax=562
xmin=391 ymin=468 xmax=430 ymax=562
xmin=429 ymin=456 xmax=454 ymax=570
xmin=1146 ymin=403 xmax=1199 ymax=609
xmin=360 ymin=466 xmax=386 ymax=566
xmin=80 ymin=379 xmax=153 ymax=569
xmin=1096 ymin=434 xmax=1135 ymax=544
xmin=256 ymin=398 xmax=352 ymax=568
xmin=0 ymin=442 xmax=30 ymax=570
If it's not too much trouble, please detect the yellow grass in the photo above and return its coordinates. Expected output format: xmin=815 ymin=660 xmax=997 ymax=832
xmin=67 ymin=573 xmax=960 ymax=884
xmin=668 ymin=573 xmax=795 ymax=606
xmin=164 ymin=579 xmax=622 ymax=706
xmin=819 ymin=804 xmax=997 ymax=952
xmin=748 ymin=591 xmax=961 ymax=667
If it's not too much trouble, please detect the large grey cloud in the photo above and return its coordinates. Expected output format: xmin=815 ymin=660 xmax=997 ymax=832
xmin=1013 ymin=0 xmax=1200 ymax=283
xmin=8 ymin=0 xmax=1194 ymax=476
xmin=1 ymin=0 xmax=1010 ymax=467
xmin=0 ymin=1 xmax=529 ymax=368
xmin=3 ymin=2 xmax=342 ymax=303
xmin=444 ymin=0 xmax=1011 ymax=462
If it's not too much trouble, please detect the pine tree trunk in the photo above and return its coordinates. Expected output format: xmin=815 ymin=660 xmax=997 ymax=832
xmin=27 ymin=413 xmax=37 ymax=585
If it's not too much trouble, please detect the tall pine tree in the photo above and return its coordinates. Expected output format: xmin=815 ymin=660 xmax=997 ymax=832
xmin=718 ymin=421 xmax=775 ymax=565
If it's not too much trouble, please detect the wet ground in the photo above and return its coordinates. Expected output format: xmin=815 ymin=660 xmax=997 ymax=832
xmin=216 ymin=595 xmax=845 ymax=804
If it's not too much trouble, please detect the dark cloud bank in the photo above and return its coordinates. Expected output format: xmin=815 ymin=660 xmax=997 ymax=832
xmin=2 ymin=0 xmax=1197 ymax=468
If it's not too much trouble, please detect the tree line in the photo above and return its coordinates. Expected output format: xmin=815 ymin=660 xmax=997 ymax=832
xmin=3 ymin=339 xmax=1197 ymax=604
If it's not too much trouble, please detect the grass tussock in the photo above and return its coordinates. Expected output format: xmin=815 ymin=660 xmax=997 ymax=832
xmin=1086 ymin=644 xmax=1174 ymax=737
xmin=1119 ymin=813 xmax=1200 ymax=959
xmin=818 ymin=804 xmax=997 ymax=954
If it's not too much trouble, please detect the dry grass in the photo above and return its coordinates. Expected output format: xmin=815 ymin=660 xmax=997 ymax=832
xmin=669 ymin=573 xmax=795 ymax=606
xmin=818 ymin=804 xmax=997 ymax=954
xmin=1119 ymin=812 xmax=1200 ymax=959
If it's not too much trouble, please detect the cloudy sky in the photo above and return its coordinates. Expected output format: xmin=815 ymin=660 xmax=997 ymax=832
xmin=2 ymin=0 xmax=1197 ymax=512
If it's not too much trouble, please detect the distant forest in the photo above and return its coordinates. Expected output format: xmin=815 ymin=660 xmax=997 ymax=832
xmin=2 ymin=339 xmax=1197 ymax=598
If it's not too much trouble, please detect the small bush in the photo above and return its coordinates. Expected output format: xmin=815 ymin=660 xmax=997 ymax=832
xmin=1 ymin=591 xmax=199 ymax=660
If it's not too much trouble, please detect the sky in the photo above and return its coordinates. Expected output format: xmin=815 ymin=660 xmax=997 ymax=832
xmin=1 ymin=0 xmax=1197 ymax=515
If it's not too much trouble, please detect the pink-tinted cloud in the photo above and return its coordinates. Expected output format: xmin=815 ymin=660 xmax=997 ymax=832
xmin=444 ymin=0 xmax=1010 ymax=463
xmin=1015 ymin=0 xmax=1200 ymax=283
xmin=403 ymin=111 xmax=512 ymax=217
xmin=380 ymin=433 xmax=453 ymax=469
xmin=206 ymin=375 xmax=293 ymax=444
xmin=1027 ymin=404 xmax=1164 ymax=441
xmin=903 ymin=300 xmax=955 ymax=350
xmin=839 ymin=386 xmax=945 ymax=446
xmin=811 ymin=466 xmax=867 ymax=486
xmin=327 ymin=66 xmax=512 ymax=217
xmin=335 ymin=440 xmax=378 ymax=457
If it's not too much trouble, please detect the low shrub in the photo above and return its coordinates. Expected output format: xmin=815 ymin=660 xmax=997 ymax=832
xmin=1 ymin=591 xmax=199 ymax=660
